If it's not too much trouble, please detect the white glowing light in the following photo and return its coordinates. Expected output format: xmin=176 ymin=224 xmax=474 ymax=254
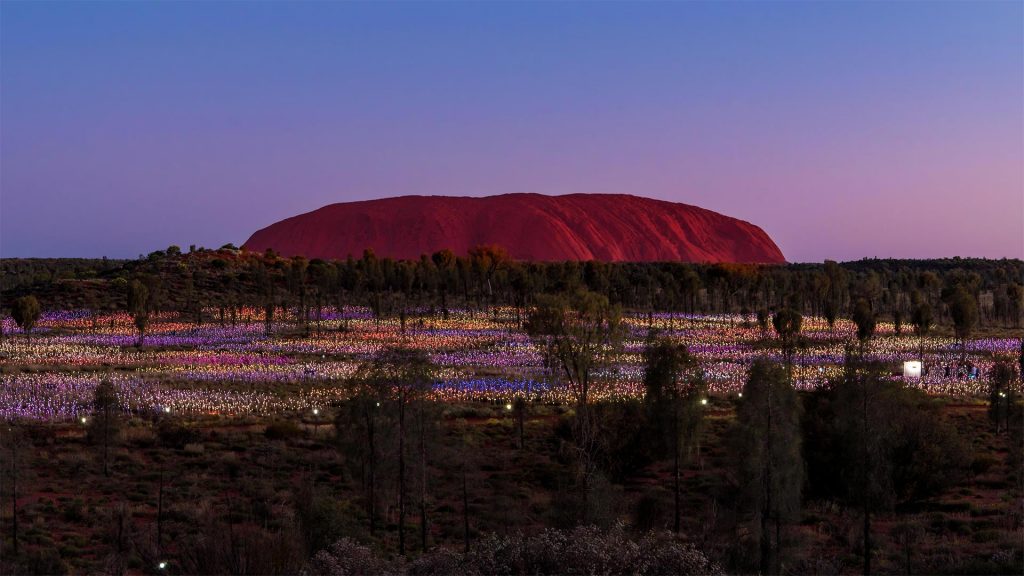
xmin=903 ymin=361 xmax=922 ymax=379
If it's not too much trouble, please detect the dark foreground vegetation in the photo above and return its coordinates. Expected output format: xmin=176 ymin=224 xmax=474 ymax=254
xmin=0 ymin=249 xmax=1021 ymax=575
xmin=0 ymin=361 xmax=1019 ymax=575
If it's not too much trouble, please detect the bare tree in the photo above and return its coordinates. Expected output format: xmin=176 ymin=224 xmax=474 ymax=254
xmin=910 ymin=292 xmax=932 ymax=362
xmin=127 ymin=280 xmax=149 ymax=347
xmin=11 ymin=296 xmax=40 ymax=345
xmin=1 ymin=424 xmax=29 ymax=556
xmin=526 ymin=290 xmax=623 ymax=518
xmin=355 ymin=347 xmax=434 ymax=556
xmin=87 ymin=380 xmax=121 ymax=476
xmin=852 ymin=298 xmax=876 ymax=356
xmin=643 ymin=337 xmax=705 ymax=534
xmin=734 ymin=360 xmax=803 ymax=575
xmin=772 ymin=308 xmax=802 ymax=366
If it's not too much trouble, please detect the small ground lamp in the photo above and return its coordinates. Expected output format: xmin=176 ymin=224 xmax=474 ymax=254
xmin=312 ymin=408 xmax=322 ymax=435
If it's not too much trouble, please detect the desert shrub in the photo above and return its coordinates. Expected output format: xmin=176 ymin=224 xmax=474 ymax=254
xmin=304 ymin=538 xmax=391 ymax=576
xmin=466 ymin=525 xmax=723 ymax=576
xmin=295 ymin=491 xmax=364 ymax=556
xmin=552 ymin=414 xmax=573 ymax=442
xmin=178 ymin=512 xmax=304 ymax=575
xmin=633 ymin=490 xmax=667 ymax=532
xmin=803 ymin=380 xmax=970 ymax=506
xmin=405 ymin=547 xmax=464 ymax=575
xmin=591 ymin=400 xmax=654 ymax=482
xmin=157 ymin=419 xmax=199 ymax=449
xmin=265 ymin=420 xmax=302 ymax=441
xmin=529 ymin=461 xmax=560 ymax=490
xmin=307 ymin=526 xmax=721 ymax=576
xmin=890 ymin=402 xmax=970 ymax=502
xmin=547 ymin=485 xmax=585 ymax=530
xmin=100 ymin=502 xmax=136 ymax=555
xmin=945 ymin=517 xmax=973 ymax=535
xmin=442 ymin=405 xmax=494 ymax=420
xmin=14 ymin=547 xmax=67 ymax=575
xmin=218 ymin=454 xmax=242 ymax=480
xmin=932 ymin=501 xmax=973 ymax=514
xmin=971 ymin=529 xmax=1001 ymax=543
xmin=970 ymin=455 xmax=999 ymax=475
xmin=585 ymin=472 xmax=623 ymax=529
xmin=941 ymin=549 xmax=1024 ymax=575
xmin=61 ymin=498 xmax=86 ymax=523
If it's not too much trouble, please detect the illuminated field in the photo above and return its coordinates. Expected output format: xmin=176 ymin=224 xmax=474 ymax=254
xmin=0 ymin=307 xmax=1017 ymax=421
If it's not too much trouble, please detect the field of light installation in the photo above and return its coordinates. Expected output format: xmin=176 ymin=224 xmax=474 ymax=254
xmin=1 ymin=307 xmax=1016 ymax=421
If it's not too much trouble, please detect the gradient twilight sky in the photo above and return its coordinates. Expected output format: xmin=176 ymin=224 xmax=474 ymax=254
xmin=1 ymin=2 xmax=1021 ymax=263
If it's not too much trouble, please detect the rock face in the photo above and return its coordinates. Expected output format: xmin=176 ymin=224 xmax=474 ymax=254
xmin=243 ymin=193 xmax=785 ymax=263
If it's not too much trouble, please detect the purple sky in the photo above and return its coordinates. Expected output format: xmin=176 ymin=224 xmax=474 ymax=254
xmin=2 ymin=2 xmax=1021 ymax=262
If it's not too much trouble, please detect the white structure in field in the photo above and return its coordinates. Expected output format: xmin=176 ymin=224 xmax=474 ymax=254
xmin=903 ymin=360 xmax=922 ymax=379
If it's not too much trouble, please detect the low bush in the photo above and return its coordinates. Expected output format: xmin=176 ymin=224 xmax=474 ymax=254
xmin=265 ymin=420 xmax=303 ymax=441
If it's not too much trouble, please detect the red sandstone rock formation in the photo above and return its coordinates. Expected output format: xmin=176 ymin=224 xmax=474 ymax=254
xmin=243 ymin=193 xmax=785 ymax=263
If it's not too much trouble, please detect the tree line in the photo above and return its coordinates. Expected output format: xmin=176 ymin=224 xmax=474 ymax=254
xmin=3 ymin=247 xmax=1022 ymax=338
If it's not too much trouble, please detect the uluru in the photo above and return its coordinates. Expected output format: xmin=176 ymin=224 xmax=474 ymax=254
xmin=242 ymin=193 xmax=786 ymax=263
